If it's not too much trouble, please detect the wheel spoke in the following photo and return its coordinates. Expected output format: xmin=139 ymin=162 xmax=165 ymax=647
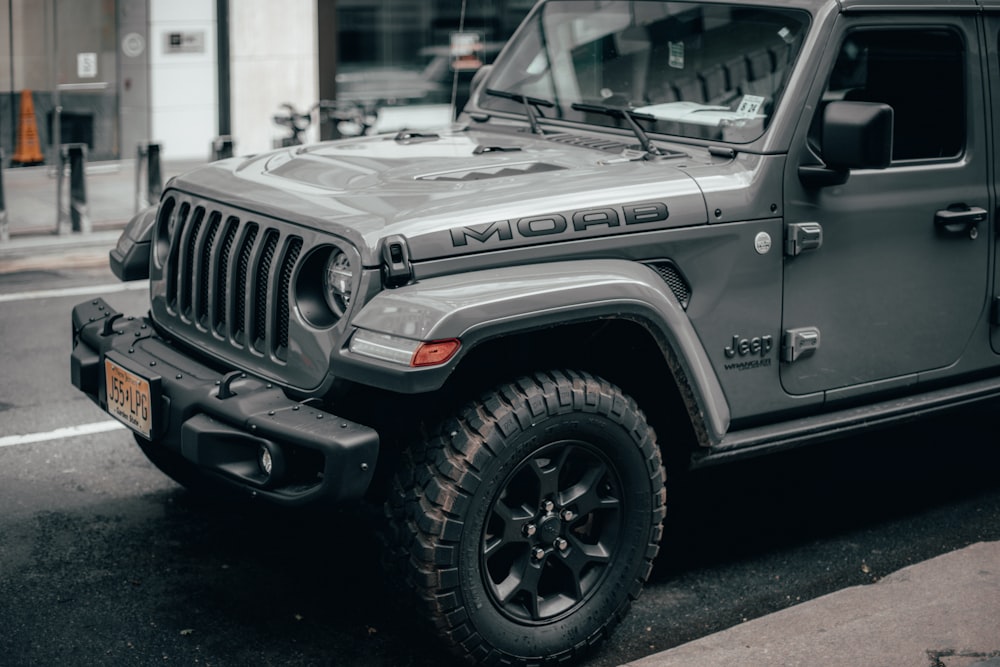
xmin=495 ymin=558 xmax=544 ymax=619
xmin=559 ymin=459 xmax=619 ymax=517
xmin=558 ymin=537 xmax=612 ymax=597
xmin=490 ymin=500 xmax=534 ymax=543
xmin=483 ymin=534 xmax=505 ymax=559
xmin=571 ymin=537 xmax=612 ymax=565
xmin=525 ymin=454 xmax=561 ymax=500
xmin=520 ymin=562 xmax=543 ymax=619
xmin=484 ymin=502 xmax=535 ymax=564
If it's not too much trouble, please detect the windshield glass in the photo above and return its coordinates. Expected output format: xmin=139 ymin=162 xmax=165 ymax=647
xmin=478 ymin=1 xmax=809 ymax=144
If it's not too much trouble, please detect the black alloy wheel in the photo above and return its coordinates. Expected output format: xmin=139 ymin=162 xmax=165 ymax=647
xmin=482 ymin=439 xmax=624 ymax=623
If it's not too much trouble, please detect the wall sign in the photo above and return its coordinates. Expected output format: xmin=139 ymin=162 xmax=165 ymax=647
xmin=164 ymin=31 xmax=205 ymax=54
xmin=77 ymin=52 xmax=98 ymax=78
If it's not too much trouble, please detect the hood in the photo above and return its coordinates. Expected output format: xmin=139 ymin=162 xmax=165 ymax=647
xmin=169 ymin=126 xmax=710 ymax=265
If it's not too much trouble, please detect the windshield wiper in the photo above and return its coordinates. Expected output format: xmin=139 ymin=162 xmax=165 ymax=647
xmin=571 ymin=103 xmax=670 ymax=159
xmin=486 ymin=88 xmax=555 ymax=136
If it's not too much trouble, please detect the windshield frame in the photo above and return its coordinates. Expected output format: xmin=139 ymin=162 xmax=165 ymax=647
xmin=472 ymin=0 xmax=812 ymax=147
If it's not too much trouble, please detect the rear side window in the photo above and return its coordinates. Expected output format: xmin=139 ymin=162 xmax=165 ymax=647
xmin=823 ymin=28 xmax=965 ymax=161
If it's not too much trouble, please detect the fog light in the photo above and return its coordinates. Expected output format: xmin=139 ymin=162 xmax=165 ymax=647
xmin=258 ymin=446 xmax=273 ymax=476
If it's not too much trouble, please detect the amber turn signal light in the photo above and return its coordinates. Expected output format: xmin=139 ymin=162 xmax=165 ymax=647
xmin=412 ymin=339 xmax=461 ymax=367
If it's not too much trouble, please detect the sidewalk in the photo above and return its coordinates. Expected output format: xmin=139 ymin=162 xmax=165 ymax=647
xmin=0 ymin=157 xmax=203 ymax=252
xmin=624 ymin=540 xmax=1000 ymax=667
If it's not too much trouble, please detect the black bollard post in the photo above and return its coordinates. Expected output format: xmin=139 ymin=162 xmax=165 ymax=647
xmin=56 ymin=145 xmax=69 ymax=234
xmin=58 ymin=143 xmax=90 ymax=234
xmin=0 ymin=149 xmax=8 ymax=243
xmin=147 ymin=142 xmax=162 ymax=204
xmin=211 ymin=135 xmax=234 ymax=161
xmin=135 ymin=142 xmax=163 ymax=213
xmin=134 ymin=144 xmax=143 ymax=214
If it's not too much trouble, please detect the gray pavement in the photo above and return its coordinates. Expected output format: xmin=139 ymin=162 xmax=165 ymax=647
xmin=2 ymin=156 xmax=999 ymax=667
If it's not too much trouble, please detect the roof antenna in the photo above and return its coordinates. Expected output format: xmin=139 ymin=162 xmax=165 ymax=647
xmin=448 ymin=0 xmax=468 ymax=122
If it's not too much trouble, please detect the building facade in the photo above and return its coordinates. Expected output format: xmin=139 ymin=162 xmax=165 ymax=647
xmin=0 ymin=0 xmax=531 ymax=165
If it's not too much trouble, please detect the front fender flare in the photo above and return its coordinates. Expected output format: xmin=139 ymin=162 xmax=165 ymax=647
xmin=109 ymin=204 xmax=157 ymax=281
xmin=336 ymin=259 xmax=729 ymax=441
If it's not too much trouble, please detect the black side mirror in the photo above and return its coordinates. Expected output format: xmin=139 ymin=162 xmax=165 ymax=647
xmin=800 ymin=100 xmax=893 ymax=187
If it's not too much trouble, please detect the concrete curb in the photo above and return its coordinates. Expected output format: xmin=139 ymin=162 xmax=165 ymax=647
xmin=622 ymin=541 xmax=1000 ymax=667
xmin=0 ymin=230 xmax=121 ymax=274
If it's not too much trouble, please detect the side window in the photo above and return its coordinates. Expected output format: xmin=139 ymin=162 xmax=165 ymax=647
xmin=823 ymin=28 xmax=965 ymax=161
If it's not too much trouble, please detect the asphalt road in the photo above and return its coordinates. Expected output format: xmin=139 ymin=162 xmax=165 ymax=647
xmin=2 ymin=258 xmax=999 ymax=666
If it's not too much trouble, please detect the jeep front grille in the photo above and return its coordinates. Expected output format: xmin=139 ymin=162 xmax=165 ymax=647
xmin=159 ymin=199 xmax=308 ymax=363
xmin=150 ymin=191 xmax=361 ymax=391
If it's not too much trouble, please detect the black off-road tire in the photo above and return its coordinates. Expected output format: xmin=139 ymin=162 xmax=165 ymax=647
xmin=388 ymin=370 xmax=666 ymax=666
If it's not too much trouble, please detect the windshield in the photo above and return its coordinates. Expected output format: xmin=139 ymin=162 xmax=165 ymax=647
xmin=478 ymin=1 xmax=809 ymax=144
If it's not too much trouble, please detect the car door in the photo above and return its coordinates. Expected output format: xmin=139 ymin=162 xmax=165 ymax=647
xmin=780 ymin=13 xmax=991 ymax=397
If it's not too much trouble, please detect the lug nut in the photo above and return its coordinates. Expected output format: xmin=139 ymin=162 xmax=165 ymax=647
xmin=532 ymin=547 xmax=546 ymax=561
xmin=523 ymin=523 xmax=537 ymax=537
xmin=560 ymin=509 xmax=575 ymax=522
xmin=541 ymin=499 xmax=555 ymax=512
xmin=554 ymin=537 xmax=568 ymax=551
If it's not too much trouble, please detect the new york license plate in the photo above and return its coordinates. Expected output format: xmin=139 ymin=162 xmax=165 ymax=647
xmin=105 ymin=358 xmax=153 ymax=439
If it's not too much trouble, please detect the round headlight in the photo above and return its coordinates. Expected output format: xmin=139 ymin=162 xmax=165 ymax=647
xmin=324 ymin=249 xmax=353 ymax=316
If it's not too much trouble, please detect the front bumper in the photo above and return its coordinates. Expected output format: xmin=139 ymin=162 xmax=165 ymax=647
xmin=71 ymin=298 xmax=379 ymax=506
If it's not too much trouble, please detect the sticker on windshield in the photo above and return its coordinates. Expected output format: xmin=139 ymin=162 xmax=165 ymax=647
xmin=668 ymin=41 xmax=684 ymax=69
xmin=736 ymin=95 xmax=765 ymax=118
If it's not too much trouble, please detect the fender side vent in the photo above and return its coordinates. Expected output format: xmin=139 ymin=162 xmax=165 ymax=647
xmin=646 ymin=260 xmax=691 ymax=309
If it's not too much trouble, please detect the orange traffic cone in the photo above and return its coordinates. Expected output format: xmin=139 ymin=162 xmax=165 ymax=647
xmin=12 ymin=89 xmax=44 ymax=166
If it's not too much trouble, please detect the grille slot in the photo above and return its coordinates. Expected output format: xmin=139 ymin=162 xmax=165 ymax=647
xmin=214 ymin=217 xmax=239 ymax=332
xmin=252 ymin=230 xmax=280 ymax=351
xmin=233 ymin=224 xmax=259 ymax=344
xmin=178 ymin=207 xmax=206 ymax=317
xmin=276 ymin=238 xmax=303 ymax=358
xmin=165 ymin=202 xmax=191 ymax=306
xmin=197 ymin=212 xmax=223 ymax=324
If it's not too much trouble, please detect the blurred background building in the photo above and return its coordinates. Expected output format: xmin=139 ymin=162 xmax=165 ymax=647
xmin=0 ymin=0 xmax=532 ymax=165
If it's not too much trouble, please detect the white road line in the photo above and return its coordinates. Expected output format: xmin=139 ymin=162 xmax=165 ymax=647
xmin=0 ymin=420 xmax=126 ymax=448
xmin=0 ymin=281 xmax=148 ymax=304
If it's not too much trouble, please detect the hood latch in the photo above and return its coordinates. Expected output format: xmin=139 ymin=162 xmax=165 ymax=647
xmin=380 ymin=234 xmax=414 ymax=288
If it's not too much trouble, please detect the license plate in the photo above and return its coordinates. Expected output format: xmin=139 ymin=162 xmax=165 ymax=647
xmin=105 ymin=358 xmax=153 ymax=439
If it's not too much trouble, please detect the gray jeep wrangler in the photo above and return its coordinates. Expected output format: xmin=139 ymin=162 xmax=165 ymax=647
xmin=71 ymin=0 xmax=1000 ymax=664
